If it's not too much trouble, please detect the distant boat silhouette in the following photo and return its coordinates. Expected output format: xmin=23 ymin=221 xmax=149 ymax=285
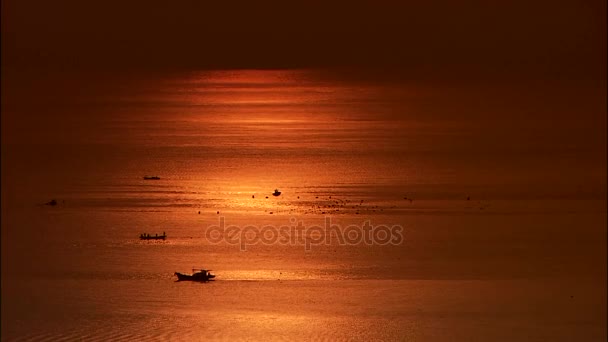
xmin=140 ymin=232 xmax=166 ymax=240
xmin=45 ymin=199 xmax=58 ymax=206
xmin=174 ymin=269 xmax=215 ymax=282
xmin=143 ymin=176 xmax=161 ymax=180
xmin=272 ymin=189 xmax=281 ymax=196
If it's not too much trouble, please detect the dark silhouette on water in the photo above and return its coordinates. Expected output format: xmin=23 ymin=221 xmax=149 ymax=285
xmin=174 ymin=269 xmax=215 ymax=282
xmin=45 ymin=199 xmax=58 ymax=206
xmin=140 ymin=232 xmax=167 ymax=240
xmin=143 ymin=176 xmax=161 ymax=180
xmin=273 ymin=189 xmax=281 ymax=196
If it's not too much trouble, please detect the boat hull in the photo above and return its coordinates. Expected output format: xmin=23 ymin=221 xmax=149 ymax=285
xmin=140 ymin=236 xmax=166 ymax=240
xmin=174 ymin=272 xmax=215 ymax=282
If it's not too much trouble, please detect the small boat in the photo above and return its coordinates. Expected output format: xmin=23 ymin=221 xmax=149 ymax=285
xmin=143 ymin=176 xmax=161 ymax=180
xmin=140 ymin=232 xmax=166 ymax=240
xmin=174 ymin=269 xmax=215 ymax=282
xmin=272 ymin=189 xmax=281 ymax=197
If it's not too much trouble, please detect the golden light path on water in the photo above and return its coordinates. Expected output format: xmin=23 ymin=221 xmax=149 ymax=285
xmin=122 ymin=68 xmax=434 ymax=219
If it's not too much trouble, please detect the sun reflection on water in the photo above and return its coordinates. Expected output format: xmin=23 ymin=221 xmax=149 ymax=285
xmin=216 ymin=269 xmax=323 ymax=281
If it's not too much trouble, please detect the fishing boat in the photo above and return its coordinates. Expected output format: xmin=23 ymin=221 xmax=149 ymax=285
xmin=272 ymin=189 xmax=281 ymax=196
xmin=174 ymin=269 xmax=215 ymax=282
xmin=143 ymin=176 xmax=161 ymax=180
xmin=140 ymin=232 xmax=166 ymax=240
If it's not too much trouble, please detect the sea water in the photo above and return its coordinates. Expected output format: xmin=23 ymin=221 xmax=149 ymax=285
xmin=2 ymin=69 xmax=606 ymax=341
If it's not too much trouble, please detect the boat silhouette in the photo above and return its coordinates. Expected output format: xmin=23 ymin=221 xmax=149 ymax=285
xmin=272 ymin=189 xmax=281 ymax=196
xmin=140 ymin=232 xmax=166 ymax=240
xmin=174 ymin=269 xmax=215 ymax=282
